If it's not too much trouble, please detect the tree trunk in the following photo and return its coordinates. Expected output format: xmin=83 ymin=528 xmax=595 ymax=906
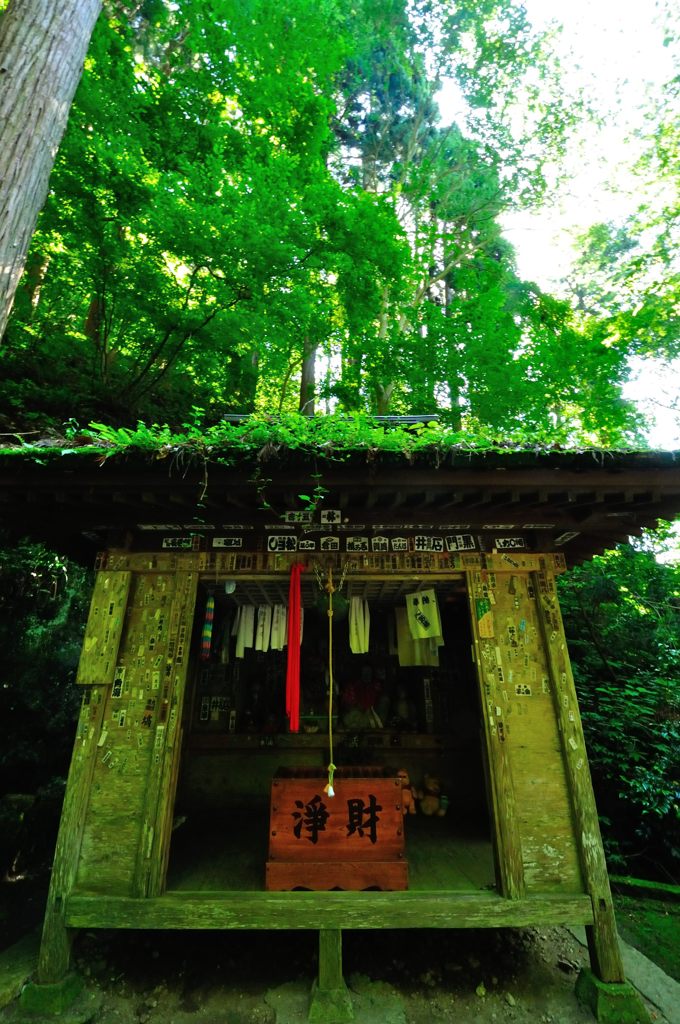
xmin=84 ymin=293 xmax=103 ymax=345
xmin=21 ymin=250 xmax=50 ymax=315
xmin=298 ymin=334 xmax=316 ymax=415
xmin=376 ymin=382 xmax=394 ymax=415
xmin=0 ymin=0 xmax=102 ymax=341
xmin=444 ymin=273 xmax=463 ymax=430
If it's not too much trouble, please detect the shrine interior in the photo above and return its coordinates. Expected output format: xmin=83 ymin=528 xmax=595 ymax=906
xmin=166 ymin=575 xmax=497 ymax=893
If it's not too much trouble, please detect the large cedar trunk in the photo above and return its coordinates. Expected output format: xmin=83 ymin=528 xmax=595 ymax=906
xmin=0 ymin=0 xmax=102 ymax=340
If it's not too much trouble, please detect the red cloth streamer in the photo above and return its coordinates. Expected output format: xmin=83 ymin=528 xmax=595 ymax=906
xmin=285 ymin=563 xmax=305 ymax=732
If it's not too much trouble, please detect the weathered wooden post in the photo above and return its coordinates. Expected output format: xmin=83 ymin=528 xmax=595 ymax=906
xmin=534 ymin=568 xmax=649 ymax=1023
xmin=308 ymin=929 xmax=353 ymax=1023
xmin=25 ymin=564 xmax=197 ymax=1013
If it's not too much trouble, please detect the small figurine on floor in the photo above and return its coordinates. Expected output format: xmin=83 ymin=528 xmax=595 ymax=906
xmin=396 ymin=768 xmax=417 ymax=815
xmin=418 ymin=774 xmax=448 ymax=817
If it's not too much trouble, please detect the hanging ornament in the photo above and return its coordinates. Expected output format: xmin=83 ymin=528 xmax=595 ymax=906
xmin=200 ymin=593 xmax=215 ymax=660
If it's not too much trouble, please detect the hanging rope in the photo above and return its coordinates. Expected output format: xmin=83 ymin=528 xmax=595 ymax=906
xmin=324 ymin=566 xmax=337 ymax=798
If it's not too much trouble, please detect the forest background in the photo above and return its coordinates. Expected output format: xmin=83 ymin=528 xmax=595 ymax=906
xmin=0 ymin=0 xmax=678 ymax=907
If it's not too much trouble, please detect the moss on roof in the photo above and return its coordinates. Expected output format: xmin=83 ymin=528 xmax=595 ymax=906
xmin=0 ymin=413 xmax=662 ymax=468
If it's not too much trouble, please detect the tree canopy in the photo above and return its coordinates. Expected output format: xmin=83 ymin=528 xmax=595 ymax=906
xmin=562 ymin=1 xmax=680 ymax=433
xmin=0 ymin=0 xmax=663 ymax=446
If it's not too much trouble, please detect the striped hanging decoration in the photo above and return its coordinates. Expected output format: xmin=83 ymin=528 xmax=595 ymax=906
xmin=200 ymin=594 xmax=215 ymax=660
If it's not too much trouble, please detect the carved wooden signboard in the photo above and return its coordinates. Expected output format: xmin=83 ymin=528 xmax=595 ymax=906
xmin=266 ymin=769 xmax=407 ymax=891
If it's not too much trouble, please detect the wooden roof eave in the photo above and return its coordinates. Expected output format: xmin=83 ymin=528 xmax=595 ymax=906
xmin=1 ymin=448 xmax=679 ymax=564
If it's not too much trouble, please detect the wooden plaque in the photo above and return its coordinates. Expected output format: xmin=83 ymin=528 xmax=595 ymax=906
xmin=266 ymin=768 xmax=407 ymax=891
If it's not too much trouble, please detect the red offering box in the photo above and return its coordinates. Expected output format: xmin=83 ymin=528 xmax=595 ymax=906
xmin=266 ymin=766 xmax=408 ymax=891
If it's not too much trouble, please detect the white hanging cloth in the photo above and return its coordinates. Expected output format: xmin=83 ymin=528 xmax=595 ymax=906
xmin=405 ymin=588 xmax=442 ymax=641
xmin=270 ymin=603 xmax=288 ymax=650
xmin=235 ymin=605 xmax=255 ymax=658
xmin=395 ymin=607 xmax=440 ymax=667
xmin=255 ymin=605 xmax=272 ymax=652
xmin=349 ymin=596 xmax=371 ymax=654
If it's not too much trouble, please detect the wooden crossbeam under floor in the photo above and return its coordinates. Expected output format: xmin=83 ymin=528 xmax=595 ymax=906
xmin=65 ymin=891 xmax=595 ymax=930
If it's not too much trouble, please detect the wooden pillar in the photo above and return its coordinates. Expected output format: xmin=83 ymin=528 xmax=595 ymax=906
xmin=533 ymin=569 xmax=626 ymax=983
xmin=39 ymin=569 xmax=131 ymax=983
xmin=133 ymin=571 xmax=198 ymax=897
xmin=466 ymin=571 xmax=525 ymax=899
xmin=308 ymin=930 xmax=353 ymax=1023
xmin=38 ymin=687 xmax=106 ymax=982
xmin=319 ymin=930 xmax=344 ymax=992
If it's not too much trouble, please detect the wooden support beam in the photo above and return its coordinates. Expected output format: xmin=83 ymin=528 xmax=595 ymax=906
xmin=38 ymin=569 xmax=133 ymax=983
xmin=534 ymin=569 xmax=626 ymax=984
xmin=318 ymin=930 xmax=345 ymax=993
xmin=308 ymin=930 xmax=354 ymax=1023
xmin=65 ymin=891 xmax=594 ymax=931
xmin=133 ymin=572 xmax=198 ymax=897
xmin=38 ymin=689 xmax=106 ymax=982
xmin=466 ymin=572 xmax=525 ymax=900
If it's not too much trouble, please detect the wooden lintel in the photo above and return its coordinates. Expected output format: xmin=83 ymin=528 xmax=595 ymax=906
xmin=141 ymin=491 xmax=163 ymax=506
xmin=222 ymin=494 xmax=250 ymax=511
xmin=487 ymin=490 xmax=514 ymax=507
xmin=436 ymin=492 xmax=464 ymax=510
xmin=462 ymin=491 xmax=491 ymax=509
xmin=112 ymin=491 xmax=140 ymax=506
xmin=65 ymin=891 xmax=594 ymax=931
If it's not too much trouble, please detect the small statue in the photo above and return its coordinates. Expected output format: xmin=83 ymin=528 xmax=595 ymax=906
xmin=418 ymin=774 xmax=448 ymax=817
xmin=341 ymin=666 xmax=383 ymax=729
xmin=396 ymin=768 xmax=417 ymax=815
xmin=391 ymin=682 xmax=416 ymax=728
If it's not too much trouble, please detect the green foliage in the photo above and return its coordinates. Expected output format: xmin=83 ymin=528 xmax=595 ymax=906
xmin=0 ymin=0 xmax=647 ymax=446
xmin=0 ymin=411 xmax=649 ymax=465
xmin=558 ymin=535 xmax=680 ymax=879
xmin=564 ymin=10 xmax=680 ymax=375
xmin=0 ymin=537 xmax=92 ymax=897
xmin=0 ymin=539 xmax=92 ymax=793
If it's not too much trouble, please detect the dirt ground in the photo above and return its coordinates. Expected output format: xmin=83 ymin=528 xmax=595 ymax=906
xmin=0 ymin=923 xmax=669 ymax=1024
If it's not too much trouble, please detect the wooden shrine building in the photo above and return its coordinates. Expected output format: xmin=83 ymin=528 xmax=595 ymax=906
xmin=2 ymin=442 xmax=679 ymax=1021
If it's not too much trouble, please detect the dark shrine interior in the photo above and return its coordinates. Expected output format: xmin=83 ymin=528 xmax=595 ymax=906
xmin=166 ymin=577 xmax=497 ymax=893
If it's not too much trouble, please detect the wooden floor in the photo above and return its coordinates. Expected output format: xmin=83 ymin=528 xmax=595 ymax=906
xmin=166 ymin=808 xmax=496 ymax=893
